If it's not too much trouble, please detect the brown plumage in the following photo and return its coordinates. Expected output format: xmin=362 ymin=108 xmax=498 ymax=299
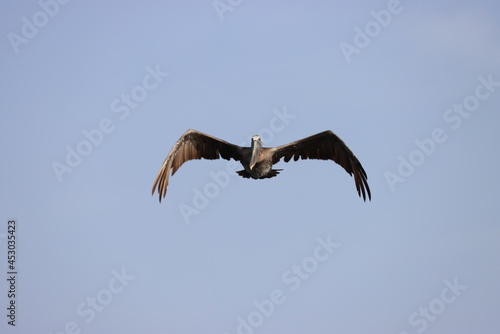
xmin=152 ymin=129 xmax=371 ymax=202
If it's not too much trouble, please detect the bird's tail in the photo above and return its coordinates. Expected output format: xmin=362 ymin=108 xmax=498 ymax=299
xmin=236 ymin=169 xmax=283 ymax=179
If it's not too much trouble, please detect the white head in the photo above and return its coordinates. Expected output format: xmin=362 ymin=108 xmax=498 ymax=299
xmin=252 ymin=135 xmax=262 ymax=143
xmin=250 ymin=135 xmax=263 ymax=169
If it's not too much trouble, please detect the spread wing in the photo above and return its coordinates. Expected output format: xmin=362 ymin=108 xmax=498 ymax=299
xmin=152 ymin=129 xmax=243 ymax=202
xmin=271 ymin=130 xmax=371 ymax=201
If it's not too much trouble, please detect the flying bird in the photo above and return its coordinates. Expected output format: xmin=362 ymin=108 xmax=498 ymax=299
xmin=152 ymin=129 xmax=371 ymax=202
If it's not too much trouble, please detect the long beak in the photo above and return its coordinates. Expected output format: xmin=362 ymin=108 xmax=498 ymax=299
xmin=249 ymin=141 xmax=261 ymax=170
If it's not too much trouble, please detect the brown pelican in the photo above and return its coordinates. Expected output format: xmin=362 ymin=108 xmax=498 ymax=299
xmin=152 ymin=129 xmax=371 ymax=202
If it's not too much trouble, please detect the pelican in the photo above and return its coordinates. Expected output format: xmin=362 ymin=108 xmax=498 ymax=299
xmin=152 ymin=129 xmax=371 ymax=202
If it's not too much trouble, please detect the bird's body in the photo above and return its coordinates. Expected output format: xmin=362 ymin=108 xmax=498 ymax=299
xmin=152 ymin=129 xmax=371 ymax=202
xmin=237 ymin=141 xmax=281 ymax=179
xmin=237 ymin=157 xmax=280 ymax=179
xmin=239 ymin=159 xmax=277 ymax=179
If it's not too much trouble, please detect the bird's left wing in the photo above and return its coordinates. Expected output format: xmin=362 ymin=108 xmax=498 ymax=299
xmin=271 ymin=130 xmax=371 ymax=201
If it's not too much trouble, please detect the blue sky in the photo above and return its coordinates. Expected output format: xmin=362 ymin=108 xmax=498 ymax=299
xmin=1 ymin=1 xmax=499 ymax=333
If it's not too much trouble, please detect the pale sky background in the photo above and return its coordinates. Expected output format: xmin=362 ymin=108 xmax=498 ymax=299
xmin=1 ymin=1 xmax=499 ymax=333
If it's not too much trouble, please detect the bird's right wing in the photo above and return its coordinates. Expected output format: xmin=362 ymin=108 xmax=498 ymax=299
xmin=152 ymin=129 xmax=243 ymax=202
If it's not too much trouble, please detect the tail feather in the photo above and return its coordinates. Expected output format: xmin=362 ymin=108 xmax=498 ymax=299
xmin=235 ymin=170 xmax=252 ymax=178
xmin=236 ymin=169 xmax=283 ymax=179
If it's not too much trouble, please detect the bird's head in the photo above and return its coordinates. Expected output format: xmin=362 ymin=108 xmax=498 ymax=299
xmin=251 ymin=135 xmax=262 ymax=144
xmin=250 ymin=135 xmax=263 ymax=170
